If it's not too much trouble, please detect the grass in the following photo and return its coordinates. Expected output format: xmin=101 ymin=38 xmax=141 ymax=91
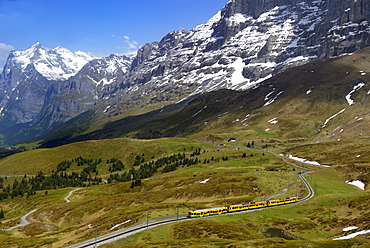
xmin=0 ymin=137 xmax=214 ymax=175
xmin=0 ymin=138 xmax=308 ymax=247
xmin=116 ymin=164 xmax=368 ymax=247
xmin=0 ymin=134 xmax=369 ymax=247
xmin=99 ymin=144 xmax=369 ymax=247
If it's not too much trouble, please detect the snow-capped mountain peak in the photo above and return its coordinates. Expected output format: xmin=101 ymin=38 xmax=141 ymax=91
xmin=10 ymin=43 xmax=95 ymax=81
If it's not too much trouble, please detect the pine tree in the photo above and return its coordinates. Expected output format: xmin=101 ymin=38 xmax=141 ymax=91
xmin=0 ymin=209 xmax=4 ymax=219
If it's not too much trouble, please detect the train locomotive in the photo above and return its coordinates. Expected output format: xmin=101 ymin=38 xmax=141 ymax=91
xmin=187 ymin=196 xmax=299 ymax=218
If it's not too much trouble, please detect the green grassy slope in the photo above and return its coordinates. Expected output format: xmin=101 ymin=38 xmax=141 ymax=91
xmin=0 ymin=137 xmax=368 ymax=247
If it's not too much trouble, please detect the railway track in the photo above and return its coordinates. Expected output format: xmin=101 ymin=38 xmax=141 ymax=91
xmin=65 ymin=148 xmax=316 ymax=248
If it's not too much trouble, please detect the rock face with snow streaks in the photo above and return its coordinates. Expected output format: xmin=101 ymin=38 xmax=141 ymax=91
xmin=32 ymin=54 xmax=132 ymax=127
xmin=115 ymin=0 xmax=370 ymax=99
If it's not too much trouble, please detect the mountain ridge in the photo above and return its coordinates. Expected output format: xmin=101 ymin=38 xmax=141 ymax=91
xmin=37 ymin=47 xmax=370 ymax=148
xmin=1 ymin=0 xmax=370 ymax=145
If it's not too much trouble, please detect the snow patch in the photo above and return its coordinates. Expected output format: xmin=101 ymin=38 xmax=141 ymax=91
xmin=228 ymin=13 xmax=252 ymax=25
xmin=103 ymin=106 xmax=111 ymax=113
xmin=343 ymin=226 xmax=358 ymax=232
xmin=229 ymin=58 xmax=246 ymax=87
xmin=192 ymin=109 xmax=203 ymax=118
xmin=322 ymin=109 xmax=346 ymax=128
xmin=264 ymin=91 xmax=284 ymax=107
xmin=110 ymin=220 xmax=131 ymax=230
xmin=281 ymin=154 xmax=330 ymax=167
xmin=268 ymin=118 xmax=278 ymax=124
xmin=200 ymin=179 xmax=210 ymax=184
xmin=345 ymin=180 xmax=365 ymax=190
xmin=345 ymin=82 xmax=365 ymax=105
xmin=333 ymin=229 xmax=370 ymax=240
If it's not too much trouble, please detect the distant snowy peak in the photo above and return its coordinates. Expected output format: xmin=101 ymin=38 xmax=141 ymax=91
xmin=10 ymin=43 xmax=95 ymax=81
xmin=80 ymin=54 xmax=132 ymax=86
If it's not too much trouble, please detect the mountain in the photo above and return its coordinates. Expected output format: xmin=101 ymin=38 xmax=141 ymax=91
xmin=0 ymin=43 xmax=133 ymax=145
xmin=1 ymin=0 xmax=370 ymax=146
xmin=31 ymin=54 xmax=132 ymax=127
xmin=111 ymin=0 xmax=370 ymax=92
xmin=39 ymin=46 xmax=370 ymax=148
xmin=90 ymin=0 xmax=370 ymax=123
xmin=0 ymin=43 xmax=95 ymax=124
xmin=9 ymin=42 xmax=95 ymax=81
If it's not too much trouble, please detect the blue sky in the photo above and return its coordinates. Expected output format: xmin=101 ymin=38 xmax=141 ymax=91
xmin=0 ymin=0 xmax=228 ymax=68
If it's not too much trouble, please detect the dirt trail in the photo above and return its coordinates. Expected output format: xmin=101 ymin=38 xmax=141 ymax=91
xmin=3 ymin=209 xmax=38 ymax=231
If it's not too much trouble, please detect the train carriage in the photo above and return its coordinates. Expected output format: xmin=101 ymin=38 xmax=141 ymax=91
xmin=247 ymin=200 xmax=267 ymax=209
xmin=228 ymin=203 xmax=249 ymax=212
xmin=268 ymin=199 xmax=286 ymax=206
xmin=283 ymin=196 xmax=299 ymax=203
xmin=187 ymin=206 xmax=227 ymax=218
xmin=268 ymin=196 xmax=299 ymax=206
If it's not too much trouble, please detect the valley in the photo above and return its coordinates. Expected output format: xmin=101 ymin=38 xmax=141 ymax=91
xmin=0 ymin=0 xmax=369 ymax=247
xmin=0 ymin=136 xmax=368 ymax=247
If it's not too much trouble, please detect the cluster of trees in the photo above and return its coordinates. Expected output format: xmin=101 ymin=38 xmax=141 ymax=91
xmin=162 ymin=157 xmax=202 ymax=173
xmin=0 ymin=170 xmax=102 ymax=201
xmin=108 ymin=153 xmax=187 ymax=186
xmin=130 ymin=179 xmax=142 ymax=188
xmin=74 ymin=156 xmax=102 ymax=167
xmin=0 ymin=177 xmax=4 ymax=189
xmin=246 ymin=141 xmax=255 ymax=148
xmin=133 ymin=154 xmax=145 ymax=166
xmin=190 ymin=148 xmax=202 ymax=157
xmin=76 ymin=157 xmax=102 ymax=175
xmin=56 ymin=160 xmax=72 ymax=171
xmin=0 ymin=175 xmax=37 ymax=200
xmin=56 ymin=156 xmax=102 ymax=175
xmin=107 ymin=158 xmax=125 ymax=172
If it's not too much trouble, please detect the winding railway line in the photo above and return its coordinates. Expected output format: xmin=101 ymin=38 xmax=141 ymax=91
xmin=65 ymin=152 xmax=316 ymax=248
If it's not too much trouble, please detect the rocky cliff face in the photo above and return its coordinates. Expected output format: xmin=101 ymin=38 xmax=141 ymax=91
xmin=0 ymin=59 xmax=50 ymax=124
xmin=105 ymin=0 xmax=370 ymax=114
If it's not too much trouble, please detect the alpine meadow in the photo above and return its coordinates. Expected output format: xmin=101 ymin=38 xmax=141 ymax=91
xmin=0 ymin=0 xmax=369 ymax=247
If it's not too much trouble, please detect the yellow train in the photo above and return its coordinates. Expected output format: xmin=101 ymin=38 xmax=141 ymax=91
xmin=187 ymin=196 xmax=299 ymax=218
